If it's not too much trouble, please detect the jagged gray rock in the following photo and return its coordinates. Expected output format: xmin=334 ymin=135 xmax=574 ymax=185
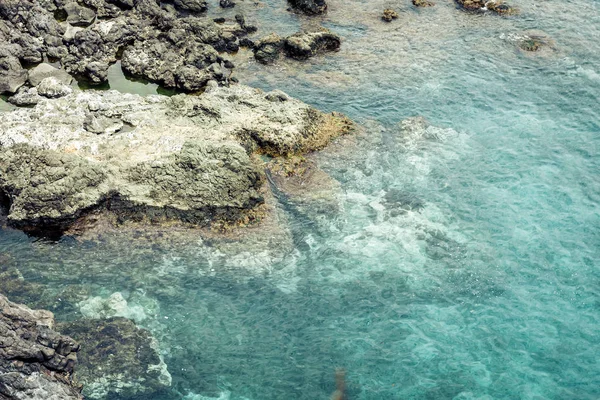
xmin=284 ymin=30 xmax=341 ymax=60
xmin=58 ymin=317 xmax=171 ymax=400
xmin=1 ymin=0 xmax=241 ymax=89
xmin=0 ymin=294 xmax=83 ymax=400
xmin=37 ymin=77 xmax=73 ymax=98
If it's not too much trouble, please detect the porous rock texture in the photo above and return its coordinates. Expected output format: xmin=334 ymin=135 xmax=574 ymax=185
xmin=58 ymin=317 xmax=171 ymax=400
xmin=0 ymin=294 xmax=83 ymax=400
xmin=0 ymin=0 xmax=252 ymax=93
xmin=0 ymin=84 xmax=352 ymax=234
xmin=284 ymin=30 xmax=341 ymax=60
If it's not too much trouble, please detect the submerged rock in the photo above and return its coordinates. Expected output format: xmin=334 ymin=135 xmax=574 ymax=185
xmin=267 ymin=156 xmax=343 ymax=218
xmin=485 ymin=0 xmax=518 ymax=15
xmin=58 ymin=317 xmax=171 ymax=400
xmin=0 ymin=0 xmax=244 ymax=89
xmin=0 ymin=85 xmax=352 ymax=234
xmin=501 ymin=31 xmax=557 ymax=55
xmin=413 ymin=0 xmax=435 ymax=7
xmin=0 ymin=54 xmax=27 ymax=95
xmin=0 ymin=294 xmax=83 ymax=400
xmin=284 ymin=30 xmax=341 ymax=60
xmin=288 ymin=0 xmax=327 ymax=15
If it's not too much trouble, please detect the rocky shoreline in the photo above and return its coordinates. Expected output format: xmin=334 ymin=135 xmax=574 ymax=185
xmin=0 ymin=84 xmax=351 ymax=236
xmin=0 ymin=0 xmax=558 ymax=398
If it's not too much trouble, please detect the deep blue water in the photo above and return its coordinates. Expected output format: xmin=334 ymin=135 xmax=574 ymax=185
xmin=1 ymin=0 xmax=599 ymax=399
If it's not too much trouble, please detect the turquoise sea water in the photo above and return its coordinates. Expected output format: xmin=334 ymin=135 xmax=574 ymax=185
xmin=1 ymin=0 xmax=599 ymax=399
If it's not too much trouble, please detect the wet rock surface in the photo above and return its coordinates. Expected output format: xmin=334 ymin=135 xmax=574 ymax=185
xmin=0 ymin=294 xmax=83 ymax=400
xmin=254 ymin=30 xmax=341 ymax=63
xmin=0 ymin=0 xmax=255 ymax=92
xmin=455 ymin=0 xmax=517 ymax=15
xmin=288 ymin=0 xmax=327 ymax=15
xmin=0 ymin=85 xmax=352 ymax=235
xmin=58 ymin=317 xmax=171 ymax=400
xmin=382 ymin=9 xmax=399 ymax=22
xmin=284 ymin=29 xmax=341 ymax=60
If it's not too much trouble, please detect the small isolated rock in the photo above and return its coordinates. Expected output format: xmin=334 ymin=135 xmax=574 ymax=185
xmin=486 ymin=1 xmax=518 ymax=15
xmin=382 ymin=8 xmax=399 ymax=22
xmin=288 ymin=0 xmax=327 ymax=15
xmin=0 ymin=294 xmax=83 ymax=400
xmin=220 ymin=0 xmax=236 ymax=8
xmin=0 ymin=55 xmax=27 ymax=94
xmin=59 ymin=317 xmax=172 ymax=400
xmin=84 ymin=113 xmax=124 ymax=134
xmin=7 ymin=86 xmax=43 ymax=107
xmin=413 ymin=0 xmax=435 ymax=6
xmin=254 ymin=33 xmax=284 ymax=64
xmin=64 ymin=2 xmax=96 ymax=27
xmin=28 ymin=63 xmax=73 ymax=86
xmin=455 ymin=0 xmax=485 ymax=11
xmin=284 ymin=30 xmax=341 ymax=60
xmin=37 ymin=77 xmax=73 ymax=98
xmin=174 ymin=0 xmax=208 ymax=13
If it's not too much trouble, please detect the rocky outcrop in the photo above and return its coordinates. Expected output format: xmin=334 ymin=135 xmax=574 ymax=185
xmin=0 ymin=54 xmax=27 ymax=95
xmin=0 ymin=0 xmax=251 ymax=91
xmin=413 ymin=0 xmax=435 ymax=7
xmin=288 ymin=0 xmax=327 ymax=15
xmin=254 ymin=33 xmax=284 ymax=64
xmin=58 ymin=317 xmax=171 ymax=400
xmin=0 ymin=85 xmax=352 ymax=235
xmin=501 ymin=31 xmax=556 ymax=55
xmin=0 ymin=294 xmax=82 ymax=400
xmin=254 ymin=30 xmax=341 ymax=63
xmin=27 ymin=63 xmax=73 ymax=87
xmin=284 ymin=30 xmax=341 ymax=60
xmin=455 ymin=0 xmax=485 ymax=11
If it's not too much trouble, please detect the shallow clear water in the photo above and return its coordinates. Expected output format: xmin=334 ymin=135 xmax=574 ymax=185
xmin=1 ymin=0 xmax=600 ymax=399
